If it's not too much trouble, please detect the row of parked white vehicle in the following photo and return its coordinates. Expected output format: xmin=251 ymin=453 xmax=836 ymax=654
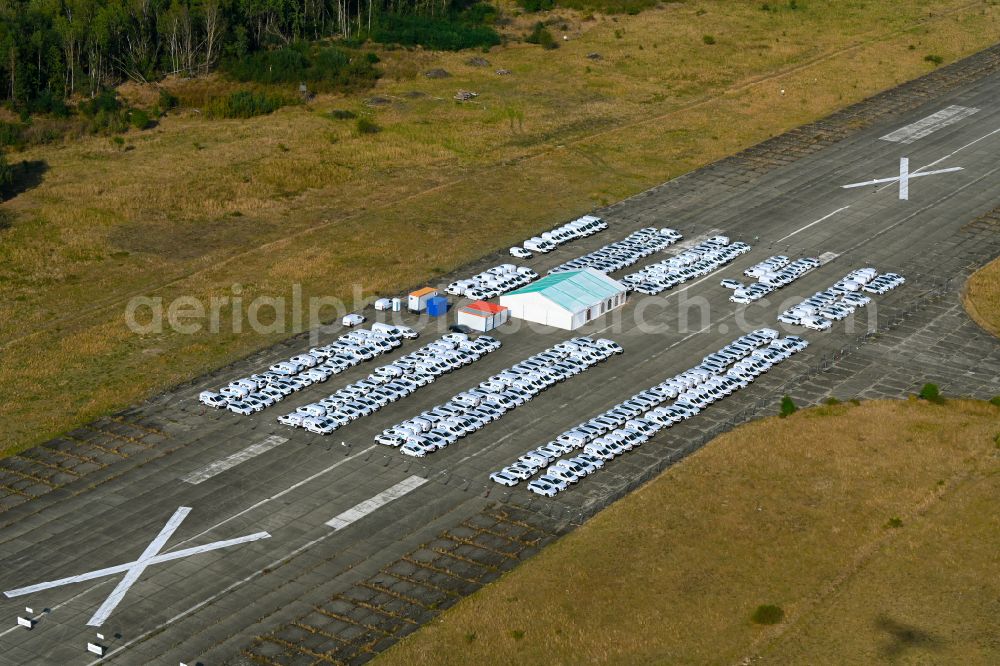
xmin=491 ymin=328 xmax=808 ymax=496
xmin=198 ymin=324 xmax=418 ymax=415
xmin=509 ymin=215 xmax=608 ymax=258
xmin=777 ymin=267 xmax=903 ymax=330
xmin=547 ymin=227 xmax=683 ymax=275
xmin=375 ymin=337 xmax=624 ymax=457
xmin=275 ymin=333 xmax=502 ymax=435
xmin=445 ymin=264 xmax=539 ymax=300
xmin=722 ymin=255 xmax=820 ymax=303
xmin=620 ymin=235 xmax=751 ymax=295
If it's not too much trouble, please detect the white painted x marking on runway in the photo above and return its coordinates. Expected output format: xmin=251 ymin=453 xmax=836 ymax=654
xmin=3 ymin=506 xmax=270 ymax=627
xmin=841 ymin=157 xmax=962 ymax=200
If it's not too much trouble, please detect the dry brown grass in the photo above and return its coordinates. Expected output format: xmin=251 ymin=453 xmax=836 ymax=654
xmin=964 ymin=255 xmax=1000 ymax=338
xmin=376 ymin=398 xmax=1000 ymax=665
xmin=1 ymin=1 xmax=999 ymax=455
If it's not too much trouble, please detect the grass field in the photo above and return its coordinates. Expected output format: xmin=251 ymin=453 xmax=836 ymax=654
xmin=964 ymin=255 xmax=1000 ymax=337
xmin=375 ymin=398 xmax=1000 ymax=665
xmin=2 ymin=1 xmax=999 ymax=456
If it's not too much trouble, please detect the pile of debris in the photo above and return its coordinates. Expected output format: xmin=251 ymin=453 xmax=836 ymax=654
xmin=454 ymin=90 xmax=479 ymax=102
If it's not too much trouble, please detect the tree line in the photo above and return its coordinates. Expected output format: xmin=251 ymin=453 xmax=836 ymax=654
xmin=0 ymin=0 xmax=477 ymax=112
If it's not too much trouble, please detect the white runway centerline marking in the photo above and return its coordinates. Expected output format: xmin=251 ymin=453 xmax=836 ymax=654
xmin=326 ymin=476 xmax=428 ymax=530
xmin=879 ymin=105 xmax=979 ymax=144
xmin=775 ymin=206 xmax=850 ymax=243
xmin=3 ymin=506 xmax=270 ymax=627
xmin=181 ymin=435 xmax=289 ymax=484
xmin=842 ymin=157 xmax=962 ymax=200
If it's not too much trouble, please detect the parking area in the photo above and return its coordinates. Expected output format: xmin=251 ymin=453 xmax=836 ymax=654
xmin=381 ymin=336 xmax=622 ymax=458
xmin=494 ymin=329 xmax=808 ymax=496
xmin=1 ymin=49 xmax=1000 ymax=665
xmin=620 ymin=233 xmax=750 ymax=294
xmin=275 ymin=333 xmax=502 ymax=436
xmin=779 ymin=267 xmax=905 ymax=330
xmin=445 ymin=264 xmax=538 ymax=300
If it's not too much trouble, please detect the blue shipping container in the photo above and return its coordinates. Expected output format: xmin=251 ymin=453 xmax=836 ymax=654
xmin=426 ymin=296 xmax=449 ymax=317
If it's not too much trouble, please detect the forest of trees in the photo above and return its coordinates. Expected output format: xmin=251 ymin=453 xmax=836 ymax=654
xmin=0 ymin=0 xmax=495 ymax=112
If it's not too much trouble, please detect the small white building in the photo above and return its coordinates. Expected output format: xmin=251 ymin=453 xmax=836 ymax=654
xmin=456 ymin=300 xmax=509 ymax=332
xmin=499 ymin=268 xmax=627 ymax=330
xmin=407 ymin=287 xmax=438 ymax=312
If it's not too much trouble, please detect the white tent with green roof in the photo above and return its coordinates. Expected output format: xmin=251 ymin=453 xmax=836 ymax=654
xmin=498 ymin=267 xmax=627 ymax=330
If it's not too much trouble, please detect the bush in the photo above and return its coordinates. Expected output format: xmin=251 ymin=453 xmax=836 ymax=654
xmin=526 ymin=22 xmax=558 ymax=49
xmin=885 ymin=516 xmax=903 ymax=528
xmin=750 ymin=604 xmax=784 ymax=625
xmin=779 ymin=395 xmax=797 ymax=418
xmin=89 ymin=109 xmax=130 ymax=134
xmin=0 ymin=122 xmax=25 ymax=150
xmin=823 ymin=397 xmax=841 ymax=406
xmin=0 ymin=154 xmax=12 ymax=191
xmin=27 ymin=90 xmax=70 ymax=117
xmin=206 ymin=91 xmax=287 ymax=119
xmin=76 ymin=90 xmax=131 ymax=134
xmin=918 ymin=383 xmax=944 ymax=403
xmin=79 ymin=90 xmax=120 ymax=117
xmin=702 ymin=34 xmax=716 ymax=45
xmin=510 ymin=629 xmax=525 ymax=640
xmin=328 ymin=109 xmax=357 ymax=120
xmin=131 ymin=109 xmax=151 ymax=130
xmin=537 ymin=0 xmax=656 ymax=14
xmin=987 ymin=396 xmax=1000 ymax=407
xmin=0 ymin=208 xmax=12 ymax=230
xmin=223 ymin=44 xmax=381 ymax=92
xmin=356 ymin=117 xmax=381 ymax=134
xmin=518 ymin=0 xmax=555 ymax=10
xmin=158 ymin=89 xmax=179 ymax=111
xmin=371 ymin=13 xmax=501 ymax=51
xmin=924 ymin=54 xmax=944 ymax=66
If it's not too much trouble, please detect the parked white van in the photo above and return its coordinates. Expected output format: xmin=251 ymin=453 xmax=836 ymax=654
xmin=452 ymin=392 xmax=482 ymax=408
xmin=219 ymin=384 xmax=250 ymax=400
xmin=199 ymin=391 xmax=228 ymax=408
xmin=296 ymin=404 xmax=327 ymax=418
xmin=523 ymin=237 xmax=555 ymax=253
